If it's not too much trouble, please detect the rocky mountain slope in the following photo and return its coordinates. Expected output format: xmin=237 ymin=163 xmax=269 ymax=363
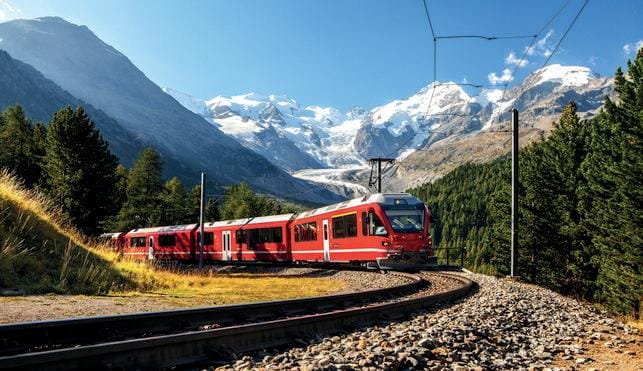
xmin=385 ymin=65 xmax=613 ymax=191
xmin=167 ymin=64 xmax=612 ymax=195
xmin=162 ymin=89 xmax=368 ymax=172
xmin=0 ymin=50 xmax=145 ymax=165
xmin=0 ymin=17 xmax=342 ymax=204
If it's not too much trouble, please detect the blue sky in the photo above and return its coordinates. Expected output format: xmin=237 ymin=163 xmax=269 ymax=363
xmin=1 ymin=0 xmax=641 ymax=111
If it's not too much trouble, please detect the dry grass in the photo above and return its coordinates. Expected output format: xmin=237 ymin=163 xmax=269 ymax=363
xmin=118 ymin=271 xmax=345 ymax=305
xmin=0 ymin=170 xmax=344 ymax=301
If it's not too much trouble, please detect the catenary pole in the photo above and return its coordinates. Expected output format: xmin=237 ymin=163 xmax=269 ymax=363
xmin=511 ymin=109 xmax=519 ymax=277
xmin=378 ymin=159 xmax=382 ymax=193
xmin=199 ymin=172 xmax=206 ymax=268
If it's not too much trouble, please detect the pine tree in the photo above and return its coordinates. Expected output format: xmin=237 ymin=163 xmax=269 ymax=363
xmin=114 ymin=148 xmax=164 ymax=230
xmin=43 ymin=106 xmax=119 ymax=235
xmin=219 ymin=182 xmax=256 ymax=220
xmin=188 ymin=184 xmax=220 ymax=223
xmin=161 ymin=177 xmax=192 ymax=225
xmin=31 ymin=122 xmax=47 ymax=173
xmin=205 ymin=198 xmax=220 ymax=221
xmin=543 ymin=102 xmax=595 ymax=295
xmin=113 ymin=164 xmax=129 ymax=208
xmin=581 ymin=48 xmax=642 ymax=316
xmin=0 ymin=105 xmax=42 ymax=187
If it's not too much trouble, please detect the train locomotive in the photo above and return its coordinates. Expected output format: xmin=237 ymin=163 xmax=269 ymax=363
xmin=104 ymin=193 xmax=436 ymax=269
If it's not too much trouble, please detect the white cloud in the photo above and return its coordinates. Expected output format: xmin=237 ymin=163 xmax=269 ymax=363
xmin=623 ymin=40 xmax=643 ymax=55
xmin=588 ymin=56 xmax=598 ymax=66
xmin=525 ymin=30 xmax=554 ymax=57
xmin=505 ymin=51 xmax=528 ymax=67
xmin=0 ymin=0 xmax=21 ymax=21
xmin=488 ymin=68 xmax=514 ymax=85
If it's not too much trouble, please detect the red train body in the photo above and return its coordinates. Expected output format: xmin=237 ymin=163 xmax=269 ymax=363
xmin=111 ymin=193 xmax=434 ymax=269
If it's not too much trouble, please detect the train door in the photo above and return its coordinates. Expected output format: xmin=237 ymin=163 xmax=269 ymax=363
xmin=222 ymin=231 xmax=231 ymax=261
xmin=322 ymin=219 xmax=330 ymax=262
xmin=148 ymin=236 xmax=154 ymax=260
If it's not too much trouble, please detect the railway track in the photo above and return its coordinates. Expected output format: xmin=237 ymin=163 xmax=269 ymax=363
xmin=0 ymin=271 xmax=473 ymax=370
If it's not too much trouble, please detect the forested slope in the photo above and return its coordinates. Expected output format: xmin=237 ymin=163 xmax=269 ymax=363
xmin=410 ymin=49 xmax=642 ymax=317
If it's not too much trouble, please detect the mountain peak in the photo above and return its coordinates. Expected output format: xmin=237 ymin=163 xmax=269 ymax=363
xmin=529 ymin=64 xmax=600 ymax=87
xmin=34 ymin=16 xmax=71 ymax=24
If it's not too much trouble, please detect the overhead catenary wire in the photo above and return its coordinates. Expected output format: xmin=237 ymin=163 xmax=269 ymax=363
xmin=435 ymin=34 xmax=536 ymax=41
xmin=383 ymin=0 xmax=588 ymax=160
xmin=273 ymin=1 xmax=591 ymax=198
xmin=499 ymin=0 xmax=575 ymax=102
xmin=505 ymin=0 xmax=589 ymax=110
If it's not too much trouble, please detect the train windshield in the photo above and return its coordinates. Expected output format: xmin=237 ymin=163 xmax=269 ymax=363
xmin=384 ymin=209 xmax=424 ymax=234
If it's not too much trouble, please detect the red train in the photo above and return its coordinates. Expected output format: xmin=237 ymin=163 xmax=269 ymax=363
xmin=102 ymin=193 xmax=435 ymax=269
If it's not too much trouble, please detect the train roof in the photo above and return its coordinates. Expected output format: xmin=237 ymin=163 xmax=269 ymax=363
xmin=99 ymin=232 xmax=123 ymax=239
xmin=125 ymin=224 xmax=197 ymax=235
xmin=294 ymin=193 xmax=422 ymax=220
xmin=204 ymin=213 xmax=295 ymax=229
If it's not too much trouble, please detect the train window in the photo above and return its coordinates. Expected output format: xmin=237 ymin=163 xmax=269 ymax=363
xmin=272 ymin=227 xmax=283 ymax=243
xmin=294 ymin=225 xmax=301 ymax=242
xmin=368 ymin=211 xmax=387 ymax=236
xmin=158 ymin=234 xmax=176 ymax=247
xmin=130 ymin=236 xmax=146 ymax=247
xmin=235 ymin=230 xmax=248 ymax=244
xmin=247 ymin=227 xmax=283 ymax=248
xmin=308 ymin=224 xmax=316 ymax=241
xmin=196 ymin=232 xmax=214 ymax=245
xmin=259 ymin=228 xmax=271 ymax=243
xmin=294 ymin=222 xmax=316 ymax=242
xmin=362 ymin=212 xmax=368 ymax=236
xmin=248 ymin=230 xmax=258 ymax=249
xmin=345 ymin=214 xmax=357 ymax=237
xmin=332 ymin=217 xmax=345 ymax=238
xmin=332 ymin=214 xmax=357 ymax=239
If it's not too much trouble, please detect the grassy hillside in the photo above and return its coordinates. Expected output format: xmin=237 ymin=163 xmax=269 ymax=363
xmin=0 ymin=170 xmax=344 ymax=298
xmin=0 ymin=170 xmax=160 ymax=294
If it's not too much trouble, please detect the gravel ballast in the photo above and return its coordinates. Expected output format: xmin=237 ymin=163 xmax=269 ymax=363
xmin=217 ymin=272 xmax=641 ymax=370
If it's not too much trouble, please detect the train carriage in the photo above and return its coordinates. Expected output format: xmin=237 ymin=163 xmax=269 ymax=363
xmin=199 ymin=214 xmax=292 ymax=262
xmin=290 ymin=193 xmax=432 ymax=269
xmin=122 ymin=224 xmax=197 ymax=261
xmin=98 ymin=232 xmax=126 ymax=253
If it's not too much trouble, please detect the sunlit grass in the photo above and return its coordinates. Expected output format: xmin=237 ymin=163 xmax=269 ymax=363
xmin=115 ymin=271 xmax=345 ymax=306
xmin=0 ymin=170 xmax=345 ymax=301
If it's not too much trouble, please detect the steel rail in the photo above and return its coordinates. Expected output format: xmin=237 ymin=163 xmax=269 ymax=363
xmin=0 ymin=271 xmax=421 ymax=356
xmin=0 ymin=273 xmax=473 ymax=371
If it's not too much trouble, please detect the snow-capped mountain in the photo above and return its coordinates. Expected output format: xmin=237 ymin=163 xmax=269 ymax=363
xmin=355 ymin=83 xmax=482 ymax=160
xmin=485 ymin=64 xmax=610 ymax=129
xmin=386 ymin=64 xmax=613 ymax=191
xmin=162 ymin=90 xmax=368 ymax=171
xmin=165 ymin=63 xmax=613 ymax=196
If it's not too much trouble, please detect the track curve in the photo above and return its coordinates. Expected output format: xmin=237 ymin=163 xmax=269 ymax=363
xmin=0 ymin=271 xmax=474 ymax=370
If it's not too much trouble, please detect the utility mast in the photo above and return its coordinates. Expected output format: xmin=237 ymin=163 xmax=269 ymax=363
xmin=199 ymin=172 xmax=206 ymax=268
xmin=511 ymin=109 xmax=519 ymax=278
xmin=367 ymin=157 xmax=395 ymax=193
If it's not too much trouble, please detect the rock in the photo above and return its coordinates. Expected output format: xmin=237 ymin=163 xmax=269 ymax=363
xmin=220 ymin=272 xmax=633 ymax=370
xmin=317 ymin=356 xmax=330 ymax=368
xmin=418 ymin=338 xmax=433 ymax=348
